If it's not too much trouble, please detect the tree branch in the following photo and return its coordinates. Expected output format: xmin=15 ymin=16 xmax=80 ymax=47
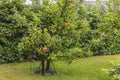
xmin=60 ymin=0 xmax=68 ymax=17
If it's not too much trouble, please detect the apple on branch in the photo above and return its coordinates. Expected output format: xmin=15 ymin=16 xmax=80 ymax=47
xmin=31 ymin=39 xmax=34 ymax=44
xmin=50 ymin=29 xmax=56 ymax=34
xmin=72 ymin=0 xmax=76 ymax=4
xmin=43 ymin=47 xmax=49 ymax=52
xmin=67 ymin=27 xmax=71 ymax=30
xmin=64 ymin=22 xmax=69 ymax=27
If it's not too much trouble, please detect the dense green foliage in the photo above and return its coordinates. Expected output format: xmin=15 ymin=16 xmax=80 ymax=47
xmin=0 ymin=0 xmax=29 ymax=63
xmin=106 ymin=59 xmax=120 ymax=80
xmin=78 ymin=0 xmax=120 ymax=55
xmin=109 ymin=65 xmax=120 ymax=80
xmin=0 ymin=0 xmax=120 ymax=63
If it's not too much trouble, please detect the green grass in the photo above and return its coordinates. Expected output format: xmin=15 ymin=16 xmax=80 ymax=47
xmin=0 ymin=55 xmax=120 ymax=80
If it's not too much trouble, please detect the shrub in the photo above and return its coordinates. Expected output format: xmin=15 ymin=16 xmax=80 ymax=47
xmin=105 ymin=59 xmax=120 ymax=80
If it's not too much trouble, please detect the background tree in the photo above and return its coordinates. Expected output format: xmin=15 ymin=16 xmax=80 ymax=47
xmin=0 ymin=0 xmax=29 ymax=63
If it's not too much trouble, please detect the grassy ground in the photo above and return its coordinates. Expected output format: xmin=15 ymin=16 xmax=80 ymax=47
xmin=0 ymin=55 xmax=120 ymax=80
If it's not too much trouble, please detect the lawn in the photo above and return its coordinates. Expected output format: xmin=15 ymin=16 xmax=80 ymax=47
xmin=0 ymin=55 xmax=120 ymax=80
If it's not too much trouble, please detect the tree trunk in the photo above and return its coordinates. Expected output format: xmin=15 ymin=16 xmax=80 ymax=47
xmin=41 ymin=54 xmax=45 ymax=75
xmin=46 ymin=59 xmax=51 ymax=72
xmin=41 ymin=26 xmax=45 ymax=75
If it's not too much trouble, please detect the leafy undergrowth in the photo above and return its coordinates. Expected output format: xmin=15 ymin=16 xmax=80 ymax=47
xmin=0 ymin=55 xmax=120 ymax=80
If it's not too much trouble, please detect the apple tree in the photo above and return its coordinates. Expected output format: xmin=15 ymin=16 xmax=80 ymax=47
xmin=18 ymin=0 xmax=82 ymax=75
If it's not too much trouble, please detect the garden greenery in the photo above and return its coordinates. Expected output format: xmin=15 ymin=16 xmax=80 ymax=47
xmin=105 ymin=59 xmax=120 ymax=80
xmin=0 ymin=0 xmax=120 ymax=64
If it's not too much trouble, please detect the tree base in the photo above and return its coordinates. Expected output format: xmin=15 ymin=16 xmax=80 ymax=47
xmin=34 ymin=70 xmax=41 ymax=75
xmin=46 ymin=69 xmax=57 ymax=75
xmin=34 ymin=69 xmax=56 ymax=75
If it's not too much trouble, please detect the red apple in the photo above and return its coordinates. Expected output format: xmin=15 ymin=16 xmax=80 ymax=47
xmin=43 ymin=47 xmax=49 ymax=52
xmin=51 ymin=29 xmax=56 ymax=33
xmin=31 ymin=39 xmax=34 ymax=44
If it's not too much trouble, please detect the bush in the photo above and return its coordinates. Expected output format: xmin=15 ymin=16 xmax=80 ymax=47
xmin=0 ymin=0 xmax=29 ymax=63
xmin=105 ymin=59 xmax=120 ymax=80
xmin=108 ymin=65 xmax=120 ymax=80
